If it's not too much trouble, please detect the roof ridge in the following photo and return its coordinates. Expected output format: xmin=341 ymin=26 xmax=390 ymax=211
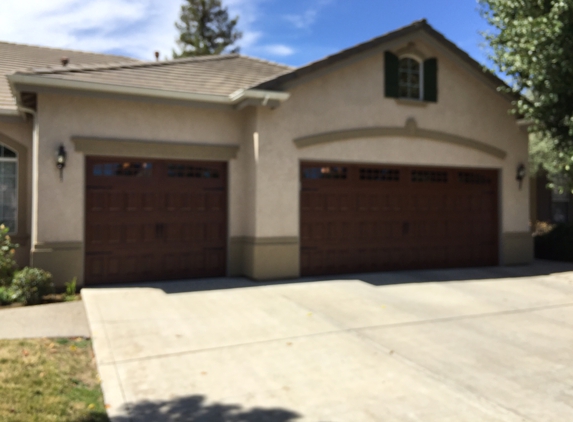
xmin=15 ymin=53 xmax=244 ymax=75
xmin=0 ymin=40 xmax=138 ymax=61
xmin=237 ymin=54 xmax=293 ymax=70
xmin=293 ymin=19 xmax=430 ymax=74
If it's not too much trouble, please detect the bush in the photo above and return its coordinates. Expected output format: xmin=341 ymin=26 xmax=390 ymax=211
xmin=534 ymin=223 xmax=573 ymax=262
xmin=11 ymin=267 xmax=54 ymax=305
xmin=0 ymin=286 xmax=14 ymax=305
xmin=0 ymin=225 xmax=18 ymax=287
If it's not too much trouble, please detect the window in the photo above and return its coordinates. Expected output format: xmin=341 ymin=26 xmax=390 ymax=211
xmin=399 ymin=58 xmax=421 ymax=100
xmin=93 ymin=162 xmax=152 ymax=177
xmin=0 ymin=145 xmax=17 ymax=233
xmin=302 ymin=166 xmax=347 ymax=180
xmin=384 ymin=51 xmax=438 ymax=102
xmin=167 ymin=164 xmax=220 ymax=178
xmin=359 ymin=168 xmax=400 ymax=181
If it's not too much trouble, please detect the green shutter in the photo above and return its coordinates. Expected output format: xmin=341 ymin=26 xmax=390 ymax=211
xmin=384 ymin=52 xmax=399 ymax=98
xmin=423 ymin=58 xmax=438 ymax=102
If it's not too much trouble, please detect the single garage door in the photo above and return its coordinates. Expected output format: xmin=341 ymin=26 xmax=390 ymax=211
xmin=85 ymin=157 xmax=227 ymax=285
xmin=300 ymin=162 xmax=498 ymax=276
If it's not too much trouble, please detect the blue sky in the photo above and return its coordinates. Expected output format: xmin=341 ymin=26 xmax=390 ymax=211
xmin=1 ymin=0 xmax=493 ymax=67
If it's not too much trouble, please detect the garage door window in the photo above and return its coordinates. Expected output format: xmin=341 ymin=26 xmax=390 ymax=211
xmin=359 ymin=168 xmax=400 ymax=181
xmin=411 ymin=170 xmax=448 ymax=183
xmin=0 ymin=144 xmax=17 ymax=233
xmin=93 ymin=162 xmax=153 ymax=177
xmin=167 ymin=164 xmax=220 ymax=179
xmin=459 ymin=172 xmax=492 ymax=185
xmin=302 ymin=166 xmax=347 ymax=180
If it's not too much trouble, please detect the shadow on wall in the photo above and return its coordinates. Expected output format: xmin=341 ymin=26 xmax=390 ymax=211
xmin=76 ymin=395 xmax=301 ymax=422
xmin=87 ymin=260 xmax=573 ymax=296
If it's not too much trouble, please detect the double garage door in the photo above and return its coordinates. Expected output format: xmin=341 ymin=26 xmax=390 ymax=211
xmin=301 ymin=162 xmax=499 ymax=276
xmin=85 ymin=157 xmax=498 ymax=284
xmin=85 ymin=157 xmax=227 ymax=285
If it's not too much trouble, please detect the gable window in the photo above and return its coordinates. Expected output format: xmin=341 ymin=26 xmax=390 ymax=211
xmin=385 ymin=51 xmax=438 ymax=102
xmin=0 ymin=144 xmax=17 ymax=233
xmin=399 ymin=57 xmax=421 ymax=100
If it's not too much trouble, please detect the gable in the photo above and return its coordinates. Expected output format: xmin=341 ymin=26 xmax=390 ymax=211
xmin=252 ymin=20 xmax=512 ymax=105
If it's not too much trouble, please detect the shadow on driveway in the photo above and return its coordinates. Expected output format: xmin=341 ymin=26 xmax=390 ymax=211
xmin=85 ymin=260 xmax=573 ymax=296
xmin=76 ymin=394 xmax=301 ymax=422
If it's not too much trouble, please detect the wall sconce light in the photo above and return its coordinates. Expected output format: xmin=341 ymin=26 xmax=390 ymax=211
xmin=516 ymin=163 xmax=526 ymax=190
xmin=56 ymin=145 xmax=67 ymax=181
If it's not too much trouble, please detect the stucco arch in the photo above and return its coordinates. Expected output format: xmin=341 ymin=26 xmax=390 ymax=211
xmin=293 ymin=118 xmax=507 ymax=160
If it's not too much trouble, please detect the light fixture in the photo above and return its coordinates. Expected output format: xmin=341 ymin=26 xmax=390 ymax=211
xmin=516 ymin=163 xmax=526 ymax=190
xmin=56 ymin=145 xmax=67 ymax=181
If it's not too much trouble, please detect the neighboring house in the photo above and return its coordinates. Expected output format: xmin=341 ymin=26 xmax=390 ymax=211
xmin=0 ymin=20 xmax=532 ymax=287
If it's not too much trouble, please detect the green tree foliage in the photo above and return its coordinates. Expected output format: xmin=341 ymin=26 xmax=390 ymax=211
xmin=479 ymin=0 xmax=573 ymax=187
xmin=530 ymin=133 xmax=573 ymax=192
xmin=173 ymin=0 xmax=242 ymax=58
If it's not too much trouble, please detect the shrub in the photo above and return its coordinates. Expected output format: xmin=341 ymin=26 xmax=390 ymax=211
xmin=534 ymin=223 xmax=573 ymax=262
xmin=0 ymin=225 xmax=18 ymax=287
xmin=0 ymin=286 xmax=14 ymax=305
xmin=11 ymin=267 xmax=54 ymax=305
xmin=64 ymin=277 xmax=77 ymax=301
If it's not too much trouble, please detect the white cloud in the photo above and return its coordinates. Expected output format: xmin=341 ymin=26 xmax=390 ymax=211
xmin=0 ymin=0 xmax=292 ymax=61
xmin=1 ymin=0 xmax=185 ymax=60
xmin=284 ymin=0 xmax=334 ymax=30
xmin=262 ymin=44 xmax=295 ymax=56
xmin=224 ymin=0 xmax=268 ymax=53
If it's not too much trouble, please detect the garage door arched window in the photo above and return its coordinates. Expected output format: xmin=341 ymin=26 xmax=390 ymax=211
xmin=0 ymin=144 xmax=17 ymax=233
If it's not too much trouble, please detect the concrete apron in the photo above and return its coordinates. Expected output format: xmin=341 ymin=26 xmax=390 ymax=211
xmin=82 ymin=263 xmax=573 ymax=422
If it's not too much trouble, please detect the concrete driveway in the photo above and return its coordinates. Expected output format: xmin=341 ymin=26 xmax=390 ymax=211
xmin=82 ymin=261 xmax=573 ymax=421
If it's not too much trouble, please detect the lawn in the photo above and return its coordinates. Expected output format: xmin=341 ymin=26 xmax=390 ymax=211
xmin=0 ymin=338 xmax=108 ymax=422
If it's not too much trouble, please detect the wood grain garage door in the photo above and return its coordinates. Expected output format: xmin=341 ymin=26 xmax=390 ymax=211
xmin=85 ymin=157 xmax=227 ymax=285
xmin=300 ymin=162 xmax=498 ymax=276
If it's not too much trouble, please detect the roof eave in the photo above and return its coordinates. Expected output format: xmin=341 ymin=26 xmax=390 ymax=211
xmin=7 ymin=74 xmax=291 ymax=109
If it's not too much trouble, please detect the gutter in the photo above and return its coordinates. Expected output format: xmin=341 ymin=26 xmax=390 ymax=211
xmin=0 ymin=107 xmax=24 ymax=122
xmin=7 ymin=74 xmax=290 ymax=109
xmin=229 ymin=89 xmax=290 ymax=104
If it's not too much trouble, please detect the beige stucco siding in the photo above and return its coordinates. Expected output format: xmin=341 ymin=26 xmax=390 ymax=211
xmin=35 ymin=93 xmax=246 ymax=243
xmin=252 ymin=38 xmax=529 ymax=239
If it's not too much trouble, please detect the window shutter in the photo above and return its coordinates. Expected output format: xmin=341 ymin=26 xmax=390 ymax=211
xmin=423 ymin=58 xmax=438 ymax=102
xmin=384 ymin=52 xmax=399 ymax=98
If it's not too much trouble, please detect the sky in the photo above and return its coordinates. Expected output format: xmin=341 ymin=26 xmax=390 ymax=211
xmin=0 ymin=0 xmax=493 ymax=67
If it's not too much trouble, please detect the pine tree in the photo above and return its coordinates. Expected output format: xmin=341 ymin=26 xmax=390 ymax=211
xmin=173 ymin=0 xmax=242 ymax=58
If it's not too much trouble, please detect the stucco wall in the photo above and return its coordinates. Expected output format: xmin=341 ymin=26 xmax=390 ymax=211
xmin=35 ymin=93 xmax=247 ymax=244
xmin=252 ymin=35 xmax=529 ymax=242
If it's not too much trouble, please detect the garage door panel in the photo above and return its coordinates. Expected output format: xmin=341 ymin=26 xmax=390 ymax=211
xmin=301 ymin=162 xmax=498 ymax=276
xmin=85 ymin=157 xmax=227 ymax=285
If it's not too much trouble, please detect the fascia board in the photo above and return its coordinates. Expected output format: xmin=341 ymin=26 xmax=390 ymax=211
xmin=229 ymin=88 xmax=290 ymax=103
xmin=0 ymin=107 xmax=20 ymax=117
xmin=8 ymin=74 xmax=232 ymax=105
xmin=8 ymin=74 xmax=291 ymax=108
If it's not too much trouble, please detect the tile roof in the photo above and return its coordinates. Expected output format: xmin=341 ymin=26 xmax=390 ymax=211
xmin=0 ymin=41 xmax=140 ymax=112
xmin=13 ymin=54 xmax=293 ymax=101
xmin=4 ymin=20 xmax=508 ymax=111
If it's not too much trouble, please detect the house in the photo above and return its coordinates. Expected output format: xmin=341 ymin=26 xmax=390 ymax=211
xmin=0 ymin=20 xmax=532 ymax=287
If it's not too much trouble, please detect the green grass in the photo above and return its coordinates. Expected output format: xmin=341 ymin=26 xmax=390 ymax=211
xmin=0 ymin=338 xmax=109 ymax=422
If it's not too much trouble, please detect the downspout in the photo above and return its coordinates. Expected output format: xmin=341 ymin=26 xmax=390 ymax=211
xmin=17 ymin=106 xmax=39 ymax=252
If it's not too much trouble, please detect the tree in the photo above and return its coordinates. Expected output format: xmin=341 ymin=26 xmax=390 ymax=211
xmin=479 ymin=0 xmax=573 ymax=189
xmin=173 ymin=0 xmax=242 ymax=58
